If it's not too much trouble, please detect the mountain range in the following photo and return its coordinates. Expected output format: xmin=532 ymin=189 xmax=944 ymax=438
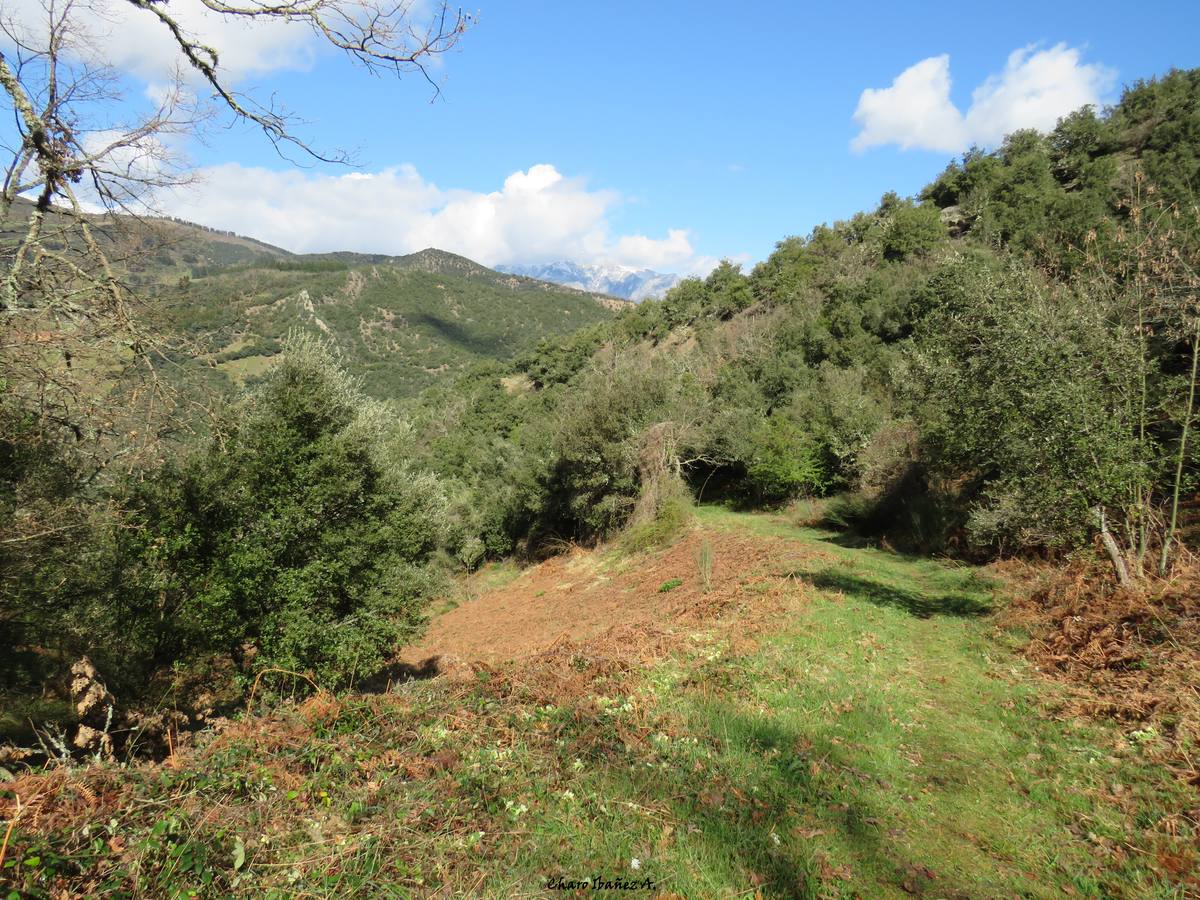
xmin=3 ymin=202 xmax=631 ymax=401
xmin=496 ymin=260 xmax=680 ymax=302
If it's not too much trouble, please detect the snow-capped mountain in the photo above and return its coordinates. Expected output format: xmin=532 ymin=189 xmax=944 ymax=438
xmin=497 ymin=261 xmax=680 ymax=302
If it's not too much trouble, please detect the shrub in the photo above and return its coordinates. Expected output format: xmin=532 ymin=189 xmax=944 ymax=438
xmin=909 ymin=258 xmax=1147 ymax=553
xmin=880 ymin=203 xmax=947 ymax=261
xmin=620 ymin=475 xmax=693 ymax=553
xmin=108 ymin=334 xmax=447 ymax=693
xmin=744 ymin=417 xmax=830 ymax=504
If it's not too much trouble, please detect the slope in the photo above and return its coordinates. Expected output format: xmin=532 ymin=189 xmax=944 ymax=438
xmin=3 ymin=508 xmax=1191 ymax=897
xmin=168 ymin=249 xmax=626 ymax=398
xmin=1 ymin=200 xmax=629 ymax=400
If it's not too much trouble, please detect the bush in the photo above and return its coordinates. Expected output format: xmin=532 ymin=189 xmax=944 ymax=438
xmin=744 ymin=417 xmax=830 ymax=504
xmin=620 ymin=475 xmax=693 ymax=553
xmin=108 ymin=334 xmax=447 ymax=692
xmin=881 ymin=203 xmax=946 ymax=261
xmin=527 ymin=357 xmax=690 ymax=545
xmin=909 ymin=258 xmax=1147 ymax=552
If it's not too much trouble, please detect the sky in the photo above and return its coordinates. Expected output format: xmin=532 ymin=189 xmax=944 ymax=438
xmin=5 ymin=0 xmax=1200 ymax=275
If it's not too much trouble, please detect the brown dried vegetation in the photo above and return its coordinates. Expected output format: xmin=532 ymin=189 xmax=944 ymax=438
xmin=1004 ymin=556 xmax=1200 ymax=786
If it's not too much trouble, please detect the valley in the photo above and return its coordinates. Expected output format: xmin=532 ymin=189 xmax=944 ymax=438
xmin=3 ymin=8 xmax=1200 ymax=896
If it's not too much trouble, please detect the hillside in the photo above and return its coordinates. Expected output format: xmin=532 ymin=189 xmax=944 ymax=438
xmin=4 ymin=509 xmax=1194 ymax=896
xmin=404 ymin=68 xmax=1200 ymax=558
xmin=165 ymin=246 xmax=628 ymax=399
xmin=2 ymin=201 xmax=627 ymax=399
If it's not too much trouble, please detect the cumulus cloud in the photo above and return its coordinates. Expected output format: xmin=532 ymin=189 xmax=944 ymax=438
xmin=4 ymin=0 xmax=316 ymax=84
xmin=852 ymin=44 xmax=1115 ymax=153
xmin=158 ymin=163 xmax=715 ymax=274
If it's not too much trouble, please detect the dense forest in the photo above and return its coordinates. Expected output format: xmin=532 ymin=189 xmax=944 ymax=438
xmin=4 ymin=68 xmax=1199 ymax=727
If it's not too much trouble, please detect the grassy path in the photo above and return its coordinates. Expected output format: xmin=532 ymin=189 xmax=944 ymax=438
xmin=3 ymin=508 xmax=1188 ymax=897
xmin=651 ymin=508 xmax=1181 ymax=897
xmin=494 ymin=506 xmax=1182 ymax=898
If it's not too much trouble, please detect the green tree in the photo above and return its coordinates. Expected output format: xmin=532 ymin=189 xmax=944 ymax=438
xmin=108 ymin=335 xmax=447 ymax=690
xmin=910 ymin=258 xmax=1149 ymax=563
xmin=744 ymin=416 xmax=829 ymax=503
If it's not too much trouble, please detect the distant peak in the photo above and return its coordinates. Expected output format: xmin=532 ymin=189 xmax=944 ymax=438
xmin=495 ymin=260 xmax=680 ymax=302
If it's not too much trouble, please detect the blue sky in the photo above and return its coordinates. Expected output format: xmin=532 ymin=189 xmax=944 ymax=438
xmin=8 ymin=0 xmax=1200 ymax=273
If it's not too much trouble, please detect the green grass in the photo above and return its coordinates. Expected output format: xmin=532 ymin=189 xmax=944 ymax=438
xmin=215 ymin=353 xmax=277 ymax=383
xmin=4 ymin=509 xmax=1191 ymax=897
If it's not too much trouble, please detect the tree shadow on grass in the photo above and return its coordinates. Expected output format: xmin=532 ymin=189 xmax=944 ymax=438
xmin=357 ymin=655 xmax=443 ymax=693
xmin=411 ymin=312 xmax=506 ymax=357
xmin=803 ymin=570 xmax=992 ymax=618
xmin=584 ymin=702 xmax=950 ymax=898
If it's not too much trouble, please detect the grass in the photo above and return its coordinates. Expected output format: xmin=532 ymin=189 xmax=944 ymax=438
xmin=2 ymin=509 xmax=1192 ymax=897
xmin=215 ymin=353 xmax=277 ymax=383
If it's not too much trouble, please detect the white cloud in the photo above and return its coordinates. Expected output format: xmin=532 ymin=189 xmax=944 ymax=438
xmin=158 ymin=162 xmax=716 ymax=275
xmin=4 ymin=0 xmax=316 ymax=84
xmin=851 ymin=44 xmax=1115 ymax=153
xmin=852 ymin=55 xmax=965 ymax=153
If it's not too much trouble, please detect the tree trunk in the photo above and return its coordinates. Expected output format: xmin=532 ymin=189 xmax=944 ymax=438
xmin=1093 ymin=505 xmax=1131 ymax=587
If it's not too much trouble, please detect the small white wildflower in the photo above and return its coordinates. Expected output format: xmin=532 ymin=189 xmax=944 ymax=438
xmin=770 ymin=832 xmax=781 ymax=846
xmin=503 ymin=799 xmax=529 ymax=819
xmin=561 ymin=790 xmax=576 ymax=802
xmin=630 ymin=858 xmax=641 ymax=871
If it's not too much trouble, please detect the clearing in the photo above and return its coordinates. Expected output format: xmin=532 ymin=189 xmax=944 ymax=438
xmin=1 ymin=507 xmax=1194 ymax=897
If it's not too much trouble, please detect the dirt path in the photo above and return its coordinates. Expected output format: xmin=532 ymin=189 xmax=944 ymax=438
xmin=401 ymin=526 xmax=812 ymax=668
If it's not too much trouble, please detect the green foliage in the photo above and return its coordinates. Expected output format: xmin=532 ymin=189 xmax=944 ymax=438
xmin=910 ymin=259 xmax=1148 ymax=549
xmin=922 ymin=71 xmax=1200 ymax=276
xmin=702 ymin=261 xmax=754 ymax=318
xmin=1107 ymin=69 xmax=1200 ymax=212
xmin=105 ymin=335 xmax=447 ymax=692
xmin=744 ymin=416 xmax=829 ymax=504
xmin=880 ymin=202 xmax=946 ymax=261
xmin=525 ymin=357 xmax=693 ymax=544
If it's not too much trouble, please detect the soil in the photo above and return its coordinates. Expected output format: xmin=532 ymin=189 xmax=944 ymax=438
xmin=400 ymin=526 xmax=813 ymax=671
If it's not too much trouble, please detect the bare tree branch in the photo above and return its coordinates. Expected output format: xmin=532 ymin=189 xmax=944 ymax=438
xmin=122 ymin=0 xmax=473 ymax=161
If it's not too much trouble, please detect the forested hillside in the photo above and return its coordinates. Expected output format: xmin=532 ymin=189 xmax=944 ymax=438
xmin=4 ymin=65 xmax=1200 ymax=898
xmin=404 ymin=68 xmax=1200 ymax=572
xmin=168 ymin=247 xmax=625 ymax=399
